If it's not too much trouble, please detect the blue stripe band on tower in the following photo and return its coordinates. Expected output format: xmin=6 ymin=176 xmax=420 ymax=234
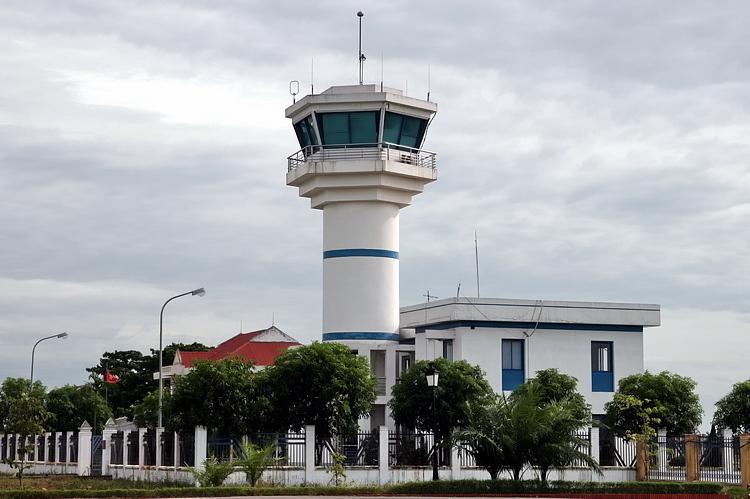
xmin=322 ymin=332 xmax=400 ymax=341
xmin=323 ymin=249 xmax=399 ymax=259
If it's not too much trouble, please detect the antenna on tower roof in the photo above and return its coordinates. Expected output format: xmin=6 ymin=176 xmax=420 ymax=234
xmin=358 ymin=11 xmax=365 ymax=85
xmin=427 ymin=64 xmax=431 ymax=102
xmin=289 ymin=80 xmax=299 ymax=104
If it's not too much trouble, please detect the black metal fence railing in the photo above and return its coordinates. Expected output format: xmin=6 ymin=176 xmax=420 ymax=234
xmin=599 ymin=430 xmax=636 ymax=467
xmin=68 ymin=432 xmax=78 ymax=464
xmin=143 ymin=429 xmax=156 ymax=466
xmin=208 ymin=437 xmax=241 ymax=462
xmin=110 ymin=431 xmax=124 ymax=465
xmin=161 ymin=431 xmax=175 ymax=467
xmin=248 ymin=432 xmax=305 ymax=467
xmin=316 ymin=432 xmax=379 ymax=467
xmin=178 ymin=432 xmax=195 ymax=467
xmin=126 ymin=430 xmax=138 ymax=465
xmin=650 ymin=435 xmax=686 ymax=482
xmin=698 ymin=435 xmax=740 ymax=485
xmin=388 ymin=431 xmax=449 ymax=467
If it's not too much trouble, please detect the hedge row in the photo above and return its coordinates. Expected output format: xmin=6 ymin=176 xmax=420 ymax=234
xmin=0 ymin=480 xmax=728 ymax=499
xmin=386 ymin=479 xmax=726 ymax=495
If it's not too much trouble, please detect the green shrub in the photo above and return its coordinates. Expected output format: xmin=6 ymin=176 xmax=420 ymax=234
xmin=186 ymin=454 xmax=235 ymax=487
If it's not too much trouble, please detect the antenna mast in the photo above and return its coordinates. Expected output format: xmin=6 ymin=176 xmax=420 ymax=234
xmin=358 ymin=11 xmax=365 ymax=85
xmin=475 ymin=231 xmax=480 ymax=297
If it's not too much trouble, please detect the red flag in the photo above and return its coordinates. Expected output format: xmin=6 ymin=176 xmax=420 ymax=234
xmin=105 ymin=370 xmax=119 ymax=383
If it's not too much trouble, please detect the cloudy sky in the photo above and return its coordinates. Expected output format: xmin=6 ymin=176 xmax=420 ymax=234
xmin=2 ymin=0 xmax=749 ymax=429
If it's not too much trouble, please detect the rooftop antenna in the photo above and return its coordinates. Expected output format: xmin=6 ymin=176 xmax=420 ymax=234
xmin=427 ymin=64 xmax=431 ymax=102
xmin=424 ymin=291 xmax=437 ymax=303
xmin=358 ymin=11 xmax=365 ymax=85
xmin=289 ymin=80 xmax=299 ymax=104
xmin=381 ymin=53 xmax=384 ymax=91
xmin=475 ymin=231 xmax=481 ymax=297
xmin=456 ymin=281 xmax=461 ymax=298
xmin=311 ymin=58 xmax=314 ymax=94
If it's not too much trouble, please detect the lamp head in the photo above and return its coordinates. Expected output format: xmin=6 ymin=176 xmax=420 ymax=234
xmin=57 ymin=332 xmax=69 ymax=339
xmin=425 ymin=364 xmax=439 ymax=387
xmin=191 ymin=288 xmax=206 ymax=297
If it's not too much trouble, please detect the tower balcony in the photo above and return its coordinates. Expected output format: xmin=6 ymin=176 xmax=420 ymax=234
xmin=287 ymin=142 xmax=436 ymax=172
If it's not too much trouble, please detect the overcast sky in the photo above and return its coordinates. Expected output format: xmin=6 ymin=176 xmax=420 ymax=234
xmin=2 ymin=0 xmax=749 ymax=430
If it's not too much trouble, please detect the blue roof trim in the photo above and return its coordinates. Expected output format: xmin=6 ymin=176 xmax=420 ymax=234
xmin=323 ymin=249 xmax=399 ymax=259
xmin=323 ymin=332 xmax=400 ymax=341
xmin=414 ymin=321 xmax=643 ymax=334
xmin=405 ymin=301 xmax=659 ymax=314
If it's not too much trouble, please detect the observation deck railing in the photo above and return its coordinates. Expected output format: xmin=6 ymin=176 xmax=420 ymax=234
xmin=288 ymin=142 xmax=437 ymax=172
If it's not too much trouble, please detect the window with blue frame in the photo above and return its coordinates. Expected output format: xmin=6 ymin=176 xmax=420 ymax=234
xmin=591 ymin=341 xmax=614 ymax=392
xmin=502 ymin=339 xmax=524 ymax=391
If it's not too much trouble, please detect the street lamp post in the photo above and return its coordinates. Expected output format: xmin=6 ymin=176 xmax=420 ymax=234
xmin=425 ymin=363 xmax=440 ymax=481
xmin=30 ymin=333 xmax=69 ymax=386
xmin=158 ymin=288 xmax=205 ymax=428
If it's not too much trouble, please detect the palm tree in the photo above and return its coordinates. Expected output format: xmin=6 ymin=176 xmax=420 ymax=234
xmin=453 ymin=380 xmax=600 ymax=484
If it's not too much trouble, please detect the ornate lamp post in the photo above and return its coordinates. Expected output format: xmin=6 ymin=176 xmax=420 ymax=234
xmin=425 ymin=363 xmax=440 ymax=481
xmin=158 ymin=288 xmax=205 ymax=428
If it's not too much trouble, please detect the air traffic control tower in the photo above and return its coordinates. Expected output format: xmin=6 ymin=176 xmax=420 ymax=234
xmin=286 ymin=84 xmax=437 ymax=350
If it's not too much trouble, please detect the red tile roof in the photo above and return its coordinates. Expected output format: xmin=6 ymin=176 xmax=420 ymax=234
xmin=176 ymin=327 xmax=300 ymax=368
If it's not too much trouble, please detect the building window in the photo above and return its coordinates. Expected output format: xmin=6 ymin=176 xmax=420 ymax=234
xmin=502 ymin=339 xmax=524 ymax=391
xmin=442 ymin=339 xmax=453 ymax=362
xmin=383 ymin=112 xmax=428 ymax=149
xmin=293 ymin=114 xmax=319 ymax=150
xmin=317 ymin=111 xmax=379 ymax=145
xmin=592 ymin=341 xmax=614 ymax=392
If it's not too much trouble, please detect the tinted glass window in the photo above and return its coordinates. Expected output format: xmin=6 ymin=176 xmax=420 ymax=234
xmin=293 ymin=115 xmax=318 ymax=149
xmin=318 ymin=111 xmax=378 ymax=145
xmin=383 ymin=112 xmax=427 ymax=148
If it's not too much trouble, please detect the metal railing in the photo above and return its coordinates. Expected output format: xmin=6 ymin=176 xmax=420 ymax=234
xmin=317 ymin=432 xmax=379 ymax=467
xmin=287 ymin=142 xmax=437 ymax=172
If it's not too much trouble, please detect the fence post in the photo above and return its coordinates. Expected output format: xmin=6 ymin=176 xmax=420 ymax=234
xmin=685 ymin=434 xmax=700 ymax=482
xmin=304 ymin=425 xmax=315 ymax=484
xmin=739 ymin=434 xmax=750 ymax=489
xmin=451 ymin=443 xmax=460 ymax=477
xmin=101 ymin=418 xmax=116 ymax=476
xmin=194 ymin=426 xmax=207 ymax=470
xmin=138 ymin=428 xmax=146 ymax=470
xmin=78 ymin=421 xmax=93 ymax=476
xmin=590 ymin=426 xmax=600 ymax=465
xmin=723 ymin=429 xmax=735 ymax=475
xmin=378 ymin=426 xmax=388 ymax=485
xmin=635 ymin=439 xmax=648 ymax=481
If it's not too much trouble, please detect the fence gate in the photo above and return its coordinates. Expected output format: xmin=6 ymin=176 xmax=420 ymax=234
xmin=91 ymin=435 xmax=103 ymax=476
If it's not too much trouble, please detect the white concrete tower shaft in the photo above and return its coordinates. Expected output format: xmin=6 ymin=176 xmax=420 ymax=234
xmin=286 ymin=84 xmax=437 ymax=344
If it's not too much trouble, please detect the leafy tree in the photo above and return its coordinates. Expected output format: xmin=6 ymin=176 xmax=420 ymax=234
xmin=167 ymin=357 xmax=267 ymax=436
xmin=0 ymin=378 xmax=50 ymax=435
xmin=86 ymin=349 xmax=155 ymax=420
xmin=453 ymin=380 xmax=598 ymax=483
xmin=86 ymin=342 xmax=211 ymax=420
xmin=47 ymin=384 xmax=113 ymax=434
xmin=261 ymin=342 xmax=378 ymax=442
xmin=712 ymin=380 xmax=750 ymax=433
xmin=604 ymin=370 xmax=702 ymax=436
xmin=389 ymin=358 xmax=493 ymax=444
